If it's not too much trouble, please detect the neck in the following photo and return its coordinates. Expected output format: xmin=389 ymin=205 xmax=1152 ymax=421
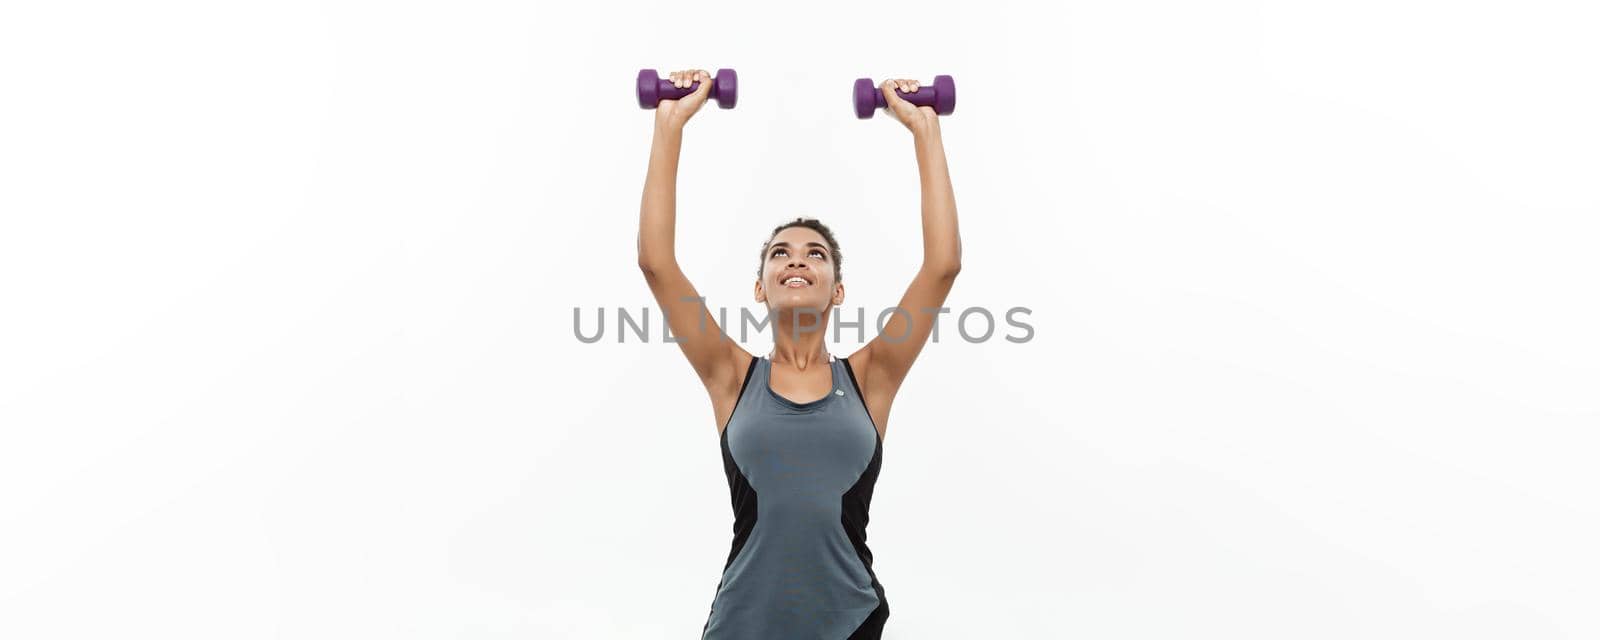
xmin=768 ymin=307 xmax=830 ymax=366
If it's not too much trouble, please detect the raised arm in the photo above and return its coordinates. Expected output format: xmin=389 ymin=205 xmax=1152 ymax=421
xmin=637 ymin=69 xmax=749 ymax=393
xmin=852 ymin=79 xmax=963 ymax=407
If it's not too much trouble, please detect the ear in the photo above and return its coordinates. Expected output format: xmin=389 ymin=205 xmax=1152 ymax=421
xmin=832 ymin=280 xmax=845 ymax=306
xmin=754 ymin=279 xmax=765 ymax=303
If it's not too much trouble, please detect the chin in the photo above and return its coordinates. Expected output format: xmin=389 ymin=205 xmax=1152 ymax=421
xmin=767 ymin=299 xmax=829 ymax=314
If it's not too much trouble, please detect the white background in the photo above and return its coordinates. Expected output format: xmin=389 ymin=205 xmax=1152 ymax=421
xmin=2 ymin=1 xmax=1597 ymax=638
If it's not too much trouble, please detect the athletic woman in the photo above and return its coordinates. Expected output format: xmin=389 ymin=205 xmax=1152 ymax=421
xmin=637 ymin=69 xmax=962 ymax=640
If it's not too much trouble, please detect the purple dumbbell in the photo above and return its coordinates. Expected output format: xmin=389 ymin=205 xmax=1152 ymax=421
xmin=637 ymin=68 xmax=738 ymax=109
xmin=854 ymin=75 xmax=956 ymax=119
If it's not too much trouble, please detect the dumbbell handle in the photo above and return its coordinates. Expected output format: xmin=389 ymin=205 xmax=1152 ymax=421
xmin=648 ymin=77 xmax=727 ymax=103
xmin=871 ymin=85 xmax=942 ymax=110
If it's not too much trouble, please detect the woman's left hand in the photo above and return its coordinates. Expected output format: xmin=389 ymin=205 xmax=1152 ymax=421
xmin=879 ymin=79 xmax=939 ymax=136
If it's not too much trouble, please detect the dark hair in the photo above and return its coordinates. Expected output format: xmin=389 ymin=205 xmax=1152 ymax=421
xmin=758 ymin=217 xmax=843 ymax=282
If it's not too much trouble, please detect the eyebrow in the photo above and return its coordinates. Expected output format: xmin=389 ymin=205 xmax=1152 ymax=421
xmin=769 ymin=242 xmax=829 ymax=255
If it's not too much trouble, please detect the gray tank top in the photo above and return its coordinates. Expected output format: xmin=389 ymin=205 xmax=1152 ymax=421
xmin=701 ymin=354 xmax=889 ymax=639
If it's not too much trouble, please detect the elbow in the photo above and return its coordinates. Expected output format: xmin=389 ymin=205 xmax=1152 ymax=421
xmin=635 ymin=230 xmax=656 ymax=276
xmin=636 ymin=230 xmax=677 ymax=278
xmin=927 ymin=260 xmax=962 ymax=279
xmin=929 ymin=238 xmax=962 ymax=278
xmin=637 ymin=254 xmax=673 ymax=279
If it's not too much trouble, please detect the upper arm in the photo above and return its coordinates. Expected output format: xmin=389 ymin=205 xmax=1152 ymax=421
xmin=856 ymin=263 xmax=961 ymax=399
xmin=639 ymin=260 xmax=752 ymax=393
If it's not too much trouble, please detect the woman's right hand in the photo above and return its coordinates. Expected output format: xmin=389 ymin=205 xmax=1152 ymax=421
xmin=654 ymin=69 xmax=713 ymax=132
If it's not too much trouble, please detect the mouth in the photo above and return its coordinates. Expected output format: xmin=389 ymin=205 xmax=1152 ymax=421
xmin=780 ymin=275 xmax=812 ymax=289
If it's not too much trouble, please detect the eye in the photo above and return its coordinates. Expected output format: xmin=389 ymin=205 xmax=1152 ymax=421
xmin=770 ymin=248 xmax=787 ymax=258
xmin=809 ymin=249 xmax=826 ymax=259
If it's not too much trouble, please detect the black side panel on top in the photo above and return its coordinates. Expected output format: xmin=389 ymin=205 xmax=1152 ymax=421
xmin=703 ymin=354 xmax=761 ymax=638
xmin=840 ymin=356 xmax=889 ymax=637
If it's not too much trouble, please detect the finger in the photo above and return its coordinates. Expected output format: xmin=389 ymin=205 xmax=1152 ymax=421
xmin=670 ymin=71 xmax=681 ymax=88
xmin=909 ymin=80 xmax=920 ymax=93
xmin=880 ymin=81 xmax=902 ymax=104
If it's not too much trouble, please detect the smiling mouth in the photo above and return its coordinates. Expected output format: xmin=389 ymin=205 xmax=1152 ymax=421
xmin=782 ymin=276 xmax=810 ymax=288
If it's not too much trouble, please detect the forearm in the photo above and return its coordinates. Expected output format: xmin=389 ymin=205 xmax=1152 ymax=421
xmin=912 ymin=126 xmax=961 ymax=272
xmin=638 ymin=124 xmax=685 ymax=268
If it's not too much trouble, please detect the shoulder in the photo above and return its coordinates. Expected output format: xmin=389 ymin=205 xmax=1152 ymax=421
xmin=842 ymin=343 xmax=874 ymax=392
xmin=843 ymin=343 xmax=896 ymax=436
xmin=712 ymin=343 xmax=759 ymax=398
xmin=844 ymin=341 xmax=909 ymax=401
xmin=708 ymin=344 xmax=759 ymax=436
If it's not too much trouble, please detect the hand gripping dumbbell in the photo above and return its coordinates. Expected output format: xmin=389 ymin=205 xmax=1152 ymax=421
xmin=853 ymin=75 xmax=956 ymax=119
xmin=636 ymin=68 xmax=739 ymax=109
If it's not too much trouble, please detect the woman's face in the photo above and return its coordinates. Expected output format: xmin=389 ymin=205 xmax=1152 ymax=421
xmin=756 ymin=226 xmax=843 ymax=314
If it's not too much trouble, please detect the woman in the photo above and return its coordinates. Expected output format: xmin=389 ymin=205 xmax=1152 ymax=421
xmin=637 ymin=69 xmax=962 ymax=640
